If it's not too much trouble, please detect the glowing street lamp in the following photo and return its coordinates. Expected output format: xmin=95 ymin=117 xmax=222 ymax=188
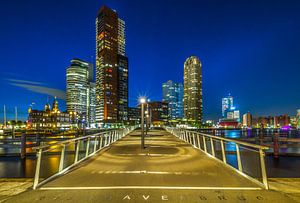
xmin=139 ymin=97 xmax=146 ymax=149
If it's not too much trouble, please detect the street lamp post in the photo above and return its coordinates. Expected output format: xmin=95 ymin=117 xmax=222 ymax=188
xmin=140 ymin=97 xmax=146 ymax=149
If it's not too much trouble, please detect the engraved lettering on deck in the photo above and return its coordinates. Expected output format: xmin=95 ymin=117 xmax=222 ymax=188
xmin=123 ymin=195 xmax=131 ymax=200
xmin=162 ymin=195 xmax=168 ymax=201
xmin=199 ymin=195 xmax=207 ymax=200
xmin=142 ymin=195 xmax=150 ymax=200
xmin=256 ymin=196 xmax=264 ymax=200
xmin=217 ymin=195 xmax=227 ymax=200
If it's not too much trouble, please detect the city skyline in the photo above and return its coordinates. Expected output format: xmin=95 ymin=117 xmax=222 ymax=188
xmin=0 ymin=0 xmax=300 ymax=121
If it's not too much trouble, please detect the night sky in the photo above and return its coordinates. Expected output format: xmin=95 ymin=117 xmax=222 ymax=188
xmin=0 ymin=0 xmax=300 ymax=121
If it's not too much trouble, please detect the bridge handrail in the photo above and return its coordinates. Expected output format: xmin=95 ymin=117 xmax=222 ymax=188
xmin=33 ymin=126 xmax=135 ymax=190
xmin=32 ymin=131 xmax=111 ymax=152
xmin=185 ymin=130 xmax=269 ymax=150
xmin=165 ymin=127 xmax=269 ymax=189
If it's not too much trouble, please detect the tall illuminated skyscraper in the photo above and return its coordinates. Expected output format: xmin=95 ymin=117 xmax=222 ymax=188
xmin=222 ymin=94 xmax=233 ymax=117
xmin=66 ymin=58 xmax=95 ymax=126
xmin=162 ymin=80 xmax=183 ymax=120
xmin=183 ymin=56 xmax=202 ymax=124
xmin=95 ymin=6 xmax=128 ymax=125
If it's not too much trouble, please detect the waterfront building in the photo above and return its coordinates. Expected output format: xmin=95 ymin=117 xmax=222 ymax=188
xmin=66 ymin=58 xmax=95 ymax=127
xmin=218 ymin=118 xmax=239 ymax=128
xmin=183 ymin=56 xmax=202 ymax=124
xmin=242 ymin=112 xmax=252 ymax=128
xmin=95 ymin=5 xmax=129 ymax=125
xmin=128 ymin=107 xmax=140 ymax=125
xmin=274 ymin=114 xmax=290 ymax=128
xmin=162 ymin=80 xmax=183 ymax=120
xmin=147 ymin=101 xmax=168 ymax=126
xmin=27 ymin=97 xmax=74 ymax=130
xmin=222 ymin=94 xmax=233 ymax=117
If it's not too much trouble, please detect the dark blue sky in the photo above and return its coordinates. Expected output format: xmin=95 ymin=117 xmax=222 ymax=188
xmin=0 ymin=0 xmax=300 ymax=121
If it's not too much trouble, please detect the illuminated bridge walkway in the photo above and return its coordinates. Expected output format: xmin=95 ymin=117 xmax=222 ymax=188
xmin=5 ymin=129 xmax=294 ymax=202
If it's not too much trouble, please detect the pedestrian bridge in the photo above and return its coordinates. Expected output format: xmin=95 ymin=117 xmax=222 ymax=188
xmin=5 ymin=128 xmax=295 ymax=202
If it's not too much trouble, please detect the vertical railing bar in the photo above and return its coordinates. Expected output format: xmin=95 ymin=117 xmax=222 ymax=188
xmin=203 ymin=136 xmax=207 ymax=152
xmin=86 ymin=138 xmax=90 ymax=157
xmin=58 ymin=144 xmax=66 ymax=172
xmin=33 ymin=148 xmax=42 ymax=190
xmin=74 ymin=140 xmax=80 ymax=163
xmin=93 ymin=136 xmax=98 ymax=153
xmin=197 ymin=133 xmax=201 ymax=149
xmin=259 ymin=149 xmax=269 ymax=189
xmin=193 ymin=133 xmax=196 ymax=147
xmin=221 ymin=140 xmax=226 ymax=164
xmin=210 ymin=137 xmax=215 ymax=157
xmin=236 ymin=143 xmax=243 ymax=172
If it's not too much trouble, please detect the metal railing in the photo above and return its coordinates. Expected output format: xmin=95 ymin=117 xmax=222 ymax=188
xmin=33 ymin=127 xmax=135 ymax=189
xmin=165 ymin=127 xmax=269 ymax=189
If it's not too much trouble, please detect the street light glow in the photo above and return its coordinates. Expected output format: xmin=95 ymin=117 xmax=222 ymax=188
xmin=139 ymin=97 xmax=146 ymax=104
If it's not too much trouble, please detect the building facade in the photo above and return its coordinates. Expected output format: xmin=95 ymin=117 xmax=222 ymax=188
xmin=222 ymin=94 xmax=233 ymax=118
xmin=162 ymin=80 xmax=183 ymax=120
xmin=242 ymin=112 xmax=252 ymax=128
xmin=27 ymin=98 xmax=74 ymax=130
xmin=183 ymin=56 xmax=202 ymax=124
xmin=148 ymin=101 xmax=168 ymax=126
xmin=95 ymin=6 xmax=128 ymax=125
xmin=66 ymin=58 xmax=95 ymax=127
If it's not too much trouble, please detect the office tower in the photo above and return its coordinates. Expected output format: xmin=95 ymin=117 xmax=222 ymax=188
xmin=243 ymin=112 xmax=252 ymax=128
xmin=66 ymin=58 xmax=95 ymax=126
xmin=96 ymin=5 xmax=128 ymax=125
xmin=147 ymin=101 xmax=169 ymax=125
xmin=222 ymin=94 xmax=234 ymax=117
xmin=162 ymin=80 xmax=183 ymax=120
xmin=183 ymin=56 xmax=202 ymax=124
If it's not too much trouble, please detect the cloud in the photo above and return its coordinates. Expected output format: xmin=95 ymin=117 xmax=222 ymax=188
xmin=9 ymin=82 xmax=66 ymax=100
xmin=7 ymin=78 xmax=44 ymax=85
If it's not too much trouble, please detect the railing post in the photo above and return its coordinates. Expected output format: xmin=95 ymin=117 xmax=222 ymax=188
xmin=86 ymin=138 xmax=90 ymax=157
xmin=203 ymin=136 xmax=207 ymax=152
xmin=99 ymin=135 xmax=103 ymax=149
xmin=93 ymin=136 xmax=98 ymax=153
xmin=210 ymin=137 xmax=215 ymax=157
xmin=221 ymin=140 xmax=226 ymax=164
xmin=193 ymin=133 xmax=196 ymax=147
xmin=236 ymin=144 xmax=243 ymax=172
xmin=59 ymin=144 xmax=66 ymax=172
xmin=74 ymin=140 xmax=80 ymax=163
xmin=197 ymin=134 xmax=201 ymax=149
xmin=33 ymin=148 xmax=42 ymax=190
xmin=259 ymin=149 xmax=269 ymax=189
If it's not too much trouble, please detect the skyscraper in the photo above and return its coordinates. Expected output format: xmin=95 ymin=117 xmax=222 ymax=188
xmin=183 ymin=56 xmax=202 ymax=124
xmin=66 ymin=58 xmax=95 ymax=126
xmin=95 ymin=5 xmax=128 ymax=125
xmin=222 ymin=94 xmax=233 ymax=117
xmin=242 ymin=112 xmax=252 ymax=128
xmin=162 ymin=80 xmax=183 ymax=120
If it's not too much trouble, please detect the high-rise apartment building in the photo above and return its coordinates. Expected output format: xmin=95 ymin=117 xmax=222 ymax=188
xmin=162 ymin=80 xmax=183 ymax=120
xmin=183 ymin=56 xmax=202 ymax=124
xmin=66 ymin=58 xmax=95 ymax=126
xmin=95 ymin=5 xmax=128 ymax=125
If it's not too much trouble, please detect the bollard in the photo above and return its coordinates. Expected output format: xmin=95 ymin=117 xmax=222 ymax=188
xmin=21 ymin=133 xmax=26 ymax=159
xmin=273 ymin=133 xmax=279 ymax=158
